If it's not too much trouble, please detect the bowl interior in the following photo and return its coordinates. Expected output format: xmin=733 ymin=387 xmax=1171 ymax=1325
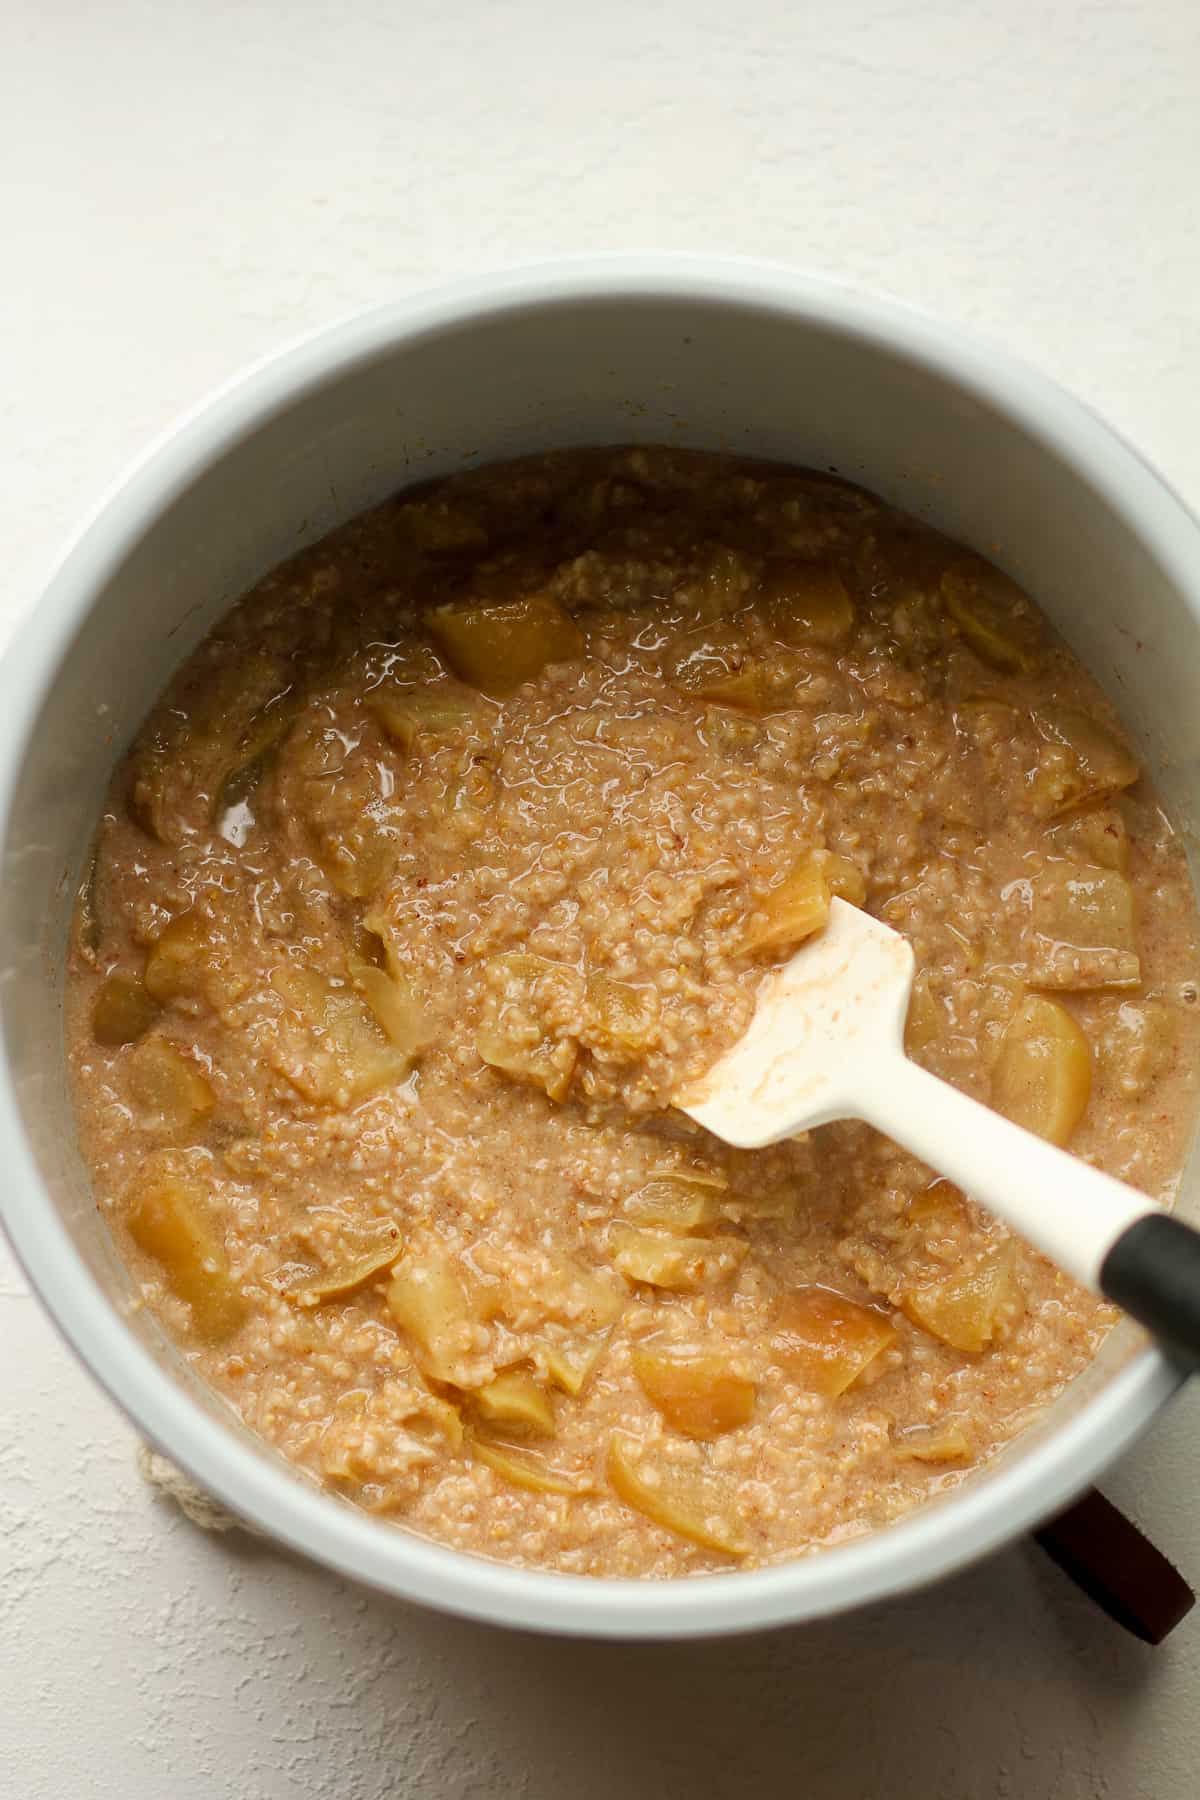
xmin=3 ymin=267 xmax=1199 ymax=1634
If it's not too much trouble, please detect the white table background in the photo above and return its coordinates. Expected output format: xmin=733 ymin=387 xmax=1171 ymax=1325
xmin=4 ymin=2 xmax=1200 ymax=1794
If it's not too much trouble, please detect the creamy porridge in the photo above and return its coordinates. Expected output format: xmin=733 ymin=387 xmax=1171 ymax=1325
xmin=66 ymin=446 xmax=1200 ymax=1576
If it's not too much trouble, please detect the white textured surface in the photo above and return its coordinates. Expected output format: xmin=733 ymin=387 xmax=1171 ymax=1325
xmin=3 ymin=1 xmax=1200 ymax=1793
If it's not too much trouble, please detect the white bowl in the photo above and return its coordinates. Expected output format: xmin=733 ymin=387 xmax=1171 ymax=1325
xmin=3 ymin=256 xmax=1199 ymax=1639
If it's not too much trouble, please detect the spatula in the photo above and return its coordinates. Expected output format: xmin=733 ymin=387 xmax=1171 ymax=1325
xmin=677 ymin=899 xmax=1200 ymax=1362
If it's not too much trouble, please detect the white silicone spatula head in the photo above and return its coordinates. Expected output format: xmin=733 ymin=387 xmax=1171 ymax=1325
xmin=677 ymin=900 xmax=1200 ymax=1362
xmin=679 ymin=899 xmax=915 ymax=1145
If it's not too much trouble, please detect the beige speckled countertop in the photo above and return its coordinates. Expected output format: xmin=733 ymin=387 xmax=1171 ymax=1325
xmin=4 ymin=2 xmax=1200 ymax=1793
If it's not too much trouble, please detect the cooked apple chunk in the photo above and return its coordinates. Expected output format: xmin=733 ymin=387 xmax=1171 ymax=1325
xmin=126 ymin=1038 xmax=215 ymax=1137
xmin=663 ymin=624 xmax=814 ymax=713
xmin=739 ymin=848 xmax=866 ymax=958
xmin=473 ymin=1371 xmax=556 ymax=1439
xmin=273 ymin=965 xmax=417 ymax=1106
xmin=941 ymin=562 xmax=1042 ymax=673
xmin=763 ymin=558 xmax=855 ymax=647
xmin=386 ymin=1250 xmax=478 ymax=1383
xmin=586 ymin=971 xmax=660 ymax=1056
xmin=1029 ymin=866 xmax=1139 ymax=991
xmin=470 ymin=1434 xmax=588 ymax=1497
xmin=538 ymin=1335 xmax=608 ymax=1397
xmin=92 ymin=972 xmax=161 ymax=1046
xmin=428 ymin=594 xmax=583 ymax=695
xmin=126 ymin=1166 xmax=244 ymax=1342
xmin=477 ymin=1029 xmax=577 ymax=1102
xmin=212 ymin=702 xmax=294 ymax=828
xmin=612 ymin=1227 xmax=747 ymax=1291
xmin=993 ymin=995 xmax=1091 ymax=1146
xmin=349 ymin=962 xmax=433 ymax=1056
xmin=144 ymin=912 xmax=211 ymax=1006
xmin=623 ymin=1175 xmax=725 ymax=1234
xmin=370 ymin=687 xmax=482 ymax=752
xmin=476 ymin=951 xmax=580 ymax=1100
xmin=1029 ymin=705 xmax=1139 ymax=817
xmin=287 ymin=1233 xmax=403 ymax=1306
xmin=902 ymin=1242 xmax=1019 ymax=1353
xmin=894 ymin=1422 xmax=973 ymax=1463
xmin=632 ymin=1344 xmax=756 ymax=1438
xmin=774 ymin=1287 xmax=897 ymax=1397
xmin=607 ymin=1434 xmax=749 ymax=1556
xmin=1045 ymin=806 xmax=1130 ymax=874
xmin=1104 ymin=1001 xmax=1178 ymax=1099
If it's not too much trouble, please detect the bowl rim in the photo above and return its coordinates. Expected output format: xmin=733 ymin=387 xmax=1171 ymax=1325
xmin=1 ymin=252 xmax=1195 ymax=1639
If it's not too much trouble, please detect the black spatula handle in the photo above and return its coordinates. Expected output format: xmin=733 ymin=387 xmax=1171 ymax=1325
xmin=1101 ymin=1213 xmax=1200 ymax=1367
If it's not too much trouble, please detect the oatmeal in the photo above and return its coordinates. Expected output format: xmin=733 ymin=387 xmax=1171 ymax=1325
xmin=66 ymin=446 xmax=1200 ymax=1576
